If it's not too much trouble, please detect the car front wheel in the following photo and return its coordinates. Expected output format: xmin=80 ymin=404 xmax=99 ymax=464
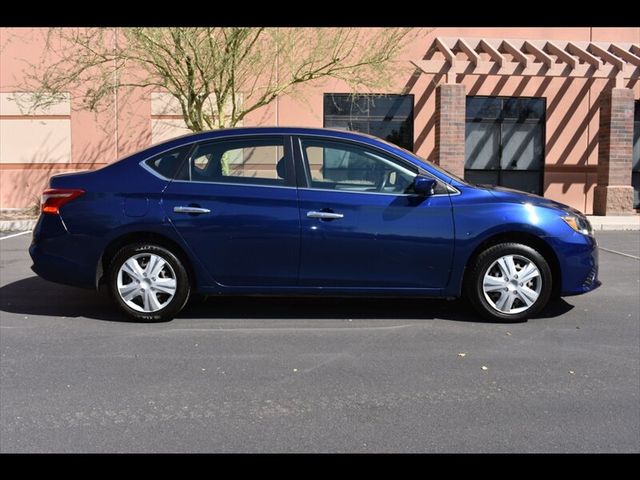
xmin=108 ymin=243 xmax=191 ymax=322
xmin=466 ymin=242 xmax=552 ymax=322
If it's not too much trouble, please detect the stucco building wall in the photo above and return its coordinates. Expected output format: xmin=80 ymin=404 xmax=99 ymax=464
xmin=1 ymin=27 xmax=639 ymax=212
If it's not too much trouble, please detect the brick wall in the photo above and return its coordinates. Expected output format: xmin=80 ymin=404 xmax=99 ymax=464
xmin=593 ymin=88 xmax=635 ymax=214
xmin=434 ymin=83 xmax=466 ymax=178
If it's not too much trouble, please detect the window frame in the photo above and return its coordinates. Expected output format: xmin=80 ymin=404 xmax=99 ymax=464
xmin=173 ymin=134 xmax=297 ymax=188
xmin=292 ymin=135 xmax=451 ymax=196
xmin=464 ymin=95 xmax=546 ymax=196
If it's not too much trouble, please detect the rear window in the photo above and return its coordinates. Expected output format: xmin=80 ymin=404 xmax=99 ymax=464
xmin=144 ymin=145 xmax=192 ymax=180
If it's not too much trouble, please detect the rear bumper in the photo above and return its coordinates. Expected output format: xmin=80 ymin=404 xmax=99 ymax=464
xmin=29 ymin=243 xmax=95 ymax=289
xmin=29 ymin=215 xmax=97 ymax=289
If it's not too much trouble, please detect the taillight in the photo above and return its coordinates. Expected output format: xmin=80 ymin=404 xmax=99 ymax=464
xmin=41 ymin=188 xmax=85 ymax=215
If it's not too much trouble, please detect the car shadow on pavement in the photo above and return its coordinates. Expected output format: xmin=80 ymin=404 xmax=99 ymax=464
xmin=0 ymin=275 xmax=574 ymax=324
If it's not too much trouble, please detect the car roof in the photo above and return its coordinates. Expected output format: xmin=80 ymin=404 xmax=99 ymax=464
xmin=155 ymin=126 xmax=388 ymax=145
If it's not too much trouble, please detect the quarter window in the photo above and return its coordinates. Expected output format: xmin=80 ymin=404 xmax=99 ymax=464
xmin=144 ymin=145 xmax=192 ymax=180
xmin=188 ymin=137 xmax=289 ymax=186
xmin=300 ymin=138 xmax=419 ymax=194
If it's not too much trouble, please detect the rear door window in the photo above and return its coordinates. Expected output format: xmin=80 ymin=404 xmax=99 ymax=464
xmin=188 ymin=137 xmax=292 ymax=187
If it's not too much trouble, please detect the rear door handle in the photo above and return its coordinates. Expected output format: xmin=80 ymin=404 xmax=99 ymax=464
xmin=173 ymin=206 xmax=211 ymax=215
xmin=306 ymin=210 xmax=344 ymax=220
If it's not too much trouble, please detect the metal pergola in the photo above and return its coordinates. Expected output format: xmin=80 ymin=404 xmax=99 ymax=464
xmin=412 ymin=37 xmax=640 ymax=87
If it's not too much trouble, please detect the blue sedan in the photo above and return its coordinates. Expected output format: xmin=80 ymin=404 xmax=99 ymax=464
xmin=29 ymin=127 xmax=600 ymax=322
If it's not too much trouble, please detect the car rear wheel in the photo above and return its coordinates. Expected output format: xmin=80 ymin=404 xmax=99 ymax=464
xmin=108 ymin=243 xmax=191 ymax=322
xmin=465 ymin=242 xmax=552 ymax=322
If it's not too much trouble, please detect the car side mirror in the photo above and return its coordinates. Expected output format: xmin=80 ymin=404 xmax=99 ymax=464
xmin=413 ymin=175 xmax=437 ymax=196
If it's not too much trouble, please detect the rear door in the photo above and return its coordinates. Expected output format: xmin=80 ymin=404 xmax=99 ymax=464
xmin=161 ymin=135 xmax=300 ymax=287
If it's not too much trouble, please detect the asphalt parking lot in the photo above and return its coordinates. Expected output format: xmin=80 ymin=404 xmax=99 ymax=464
xmin=0 ymin=231 xmax=638 ymax=453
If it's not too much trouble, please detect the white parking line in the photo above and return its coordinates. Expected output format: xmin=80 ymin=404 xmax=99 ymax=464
xmin=0 ymin=231 xmax=31 ymax=241
xmin=598 ymin=247 xmax=640 ymax=261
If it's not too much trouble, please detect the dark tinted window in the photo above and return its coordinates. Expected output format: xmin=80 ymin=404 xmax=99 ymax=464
xmin=466 ymin=97 xmax=502 ymax=120
xmin=145 ymin=145 xmax=192 ymax=180
xmin=324 ymin=94 xmax=414 ymax=151
xmin=503 ymin=97 xmax=545 ymax=120
xmin=465 ymin=96 xmax=545 ymax=195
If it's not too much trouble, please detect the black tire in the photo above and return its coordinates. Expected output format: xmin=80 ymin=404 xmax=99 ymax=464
xmin=465 ymin=242 xmax=553 ymax=322
xmin=107 ymin=243 xmax=191 ymax=322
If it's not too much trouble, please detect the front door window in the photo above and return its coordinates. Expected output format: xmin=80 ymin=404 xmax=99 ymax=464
xmin=300 ymin=138 xmax=418 ymax=195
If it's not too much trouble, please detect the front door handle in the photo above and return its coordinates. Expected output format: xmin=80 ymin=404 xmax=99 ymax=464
xmin=173 ymin=206 xmax=211 ymax=215
xmin=307 ymin=210 xmax=344 ymax=220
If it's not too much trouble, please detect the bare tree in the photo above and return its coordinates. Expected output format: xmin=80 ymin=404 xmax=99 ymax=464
xmin=20 ymin=27 xmax=417 ymax=131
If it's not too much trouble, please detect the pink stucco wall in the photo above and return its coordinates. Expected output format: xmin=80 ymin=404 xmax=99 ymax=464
xmin=263 ymin=27 xmax=640 ymax=213
xmin=1 ymin=27 xmax=639 ymax=212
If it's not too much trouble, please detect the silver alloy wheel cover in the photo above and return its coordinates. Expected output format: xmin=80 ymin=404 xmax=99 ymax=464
xmin=482 ymin=254 xmax=542 ymax=315
xmin=116 ymin=253 xmax=177 ymax=313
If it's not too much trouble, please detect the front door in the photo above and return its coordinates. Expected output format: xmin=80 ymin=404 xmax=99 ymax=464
xmin=161 ymin=135 xmax=300 ymax=287
xmin=295 ymin=137 xmax=455 ymax=290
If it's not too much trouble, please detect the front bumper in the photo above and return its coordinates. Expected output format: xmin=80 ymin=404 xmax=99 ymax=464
xmin=548 ymin=233 xmax=601 ymax=296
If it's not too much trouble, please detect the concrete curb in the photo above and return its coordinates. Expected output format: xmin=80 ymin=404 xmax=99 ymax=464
xmin=0 ymin=219 xmax=36 ymax=232
xmin=587 ymin=216 xmax=640 ymax=231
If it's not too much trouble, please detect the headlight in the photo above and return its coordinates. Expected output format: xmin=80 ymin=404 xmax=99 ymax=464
xmin=561 ymin=213 xmax=593 ymax=236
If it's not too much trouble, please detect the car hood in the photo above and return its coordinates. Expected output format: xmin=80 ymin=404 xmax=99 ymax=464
xmin=480 ymin=185 xmax=582 ymax=215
